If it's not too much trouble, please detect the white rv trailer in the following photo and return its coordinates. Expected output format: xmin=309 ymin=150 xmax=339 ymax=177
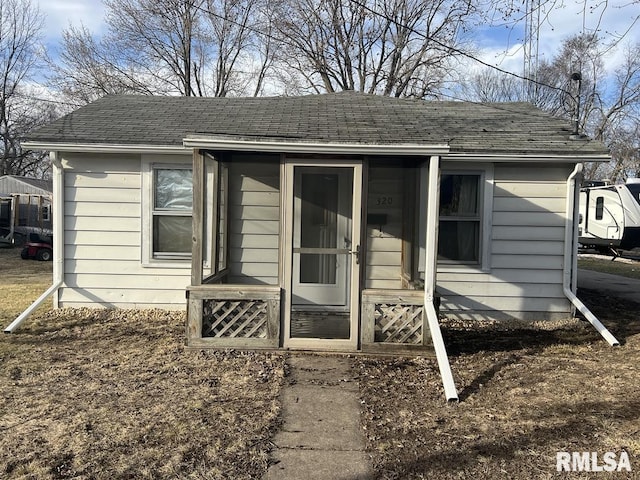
xmin=578 ymin=179 xmax=640 ymax=252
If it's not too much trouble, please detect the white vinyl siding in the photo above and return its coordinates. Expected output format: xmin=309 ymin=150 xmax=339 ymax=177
xmin=59 ymin=153 xmax=191 ymax=309
xmin=58 ymin=152 xmax=576 ymax=321
xmin=437 ymin=163 xmax=572 ymax=321
xmin=365 ymin=161 xmax=404 ymax=289
xmin=227 ymin=155 xmax=280 ymax=285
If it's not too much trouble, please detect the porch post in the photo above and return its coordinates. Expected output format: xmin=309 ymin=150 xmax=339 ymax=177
xmin=423 ymin=156 xmax=439 ymax=306
xmin=423 ymin=155 xmax=459 ymax=402
xmin=191 ymin=149 xmax=204 ymax=286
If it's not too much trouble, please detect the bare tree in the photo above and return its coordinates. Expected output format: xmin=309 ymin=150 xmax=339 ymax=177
xmin=461 ymin=69 xmax=525 ymax=103
xmin=50 ymin=0 xmax=272 ymax=102
xmin=479 ymin=0 xmax=640 ymax=102
xmin=272 ymin=0 xmax=477 ymax=97
xmin=49 ymin=25 xmax=158 ymax=105
xmin=463 ymin=35 xmax=640 ymax=182
xmin=608 ymin=122 xmax=640 ymax=180
xmin=103 ymin=0 xmax=207 ymax=96
xmin=250 ymin=0 xmax=279 ymax=96
xmin=538 ymin=36 xmax=640 ymax=181
xmin=2 ymin=95 xmax=57 ymax=177
xmin=0 ymin=0 xmax=52 ymax=177
xmin=204 ymin=0 xmax=267 ymax=97
xmin=594 ymin=43 xmax=640 ymax=180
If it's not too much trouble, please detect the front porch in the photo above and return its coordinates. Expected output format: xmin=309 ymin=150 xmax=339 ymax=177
xmin=187 ymin=283 xmax=435 ymax=352
xmin=185 ymin=149 xmax=446 ymax=355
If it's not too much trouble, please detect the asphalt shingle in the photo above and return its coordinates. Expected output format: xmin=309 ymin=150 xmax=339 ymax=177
xmin=27 ymin=92 xmax=608 ymax=156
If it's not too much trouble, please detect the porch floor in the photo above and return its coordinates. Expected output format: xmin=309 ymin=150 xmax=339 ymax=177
xmin=290 ymin=311 xmax=350 ymax=340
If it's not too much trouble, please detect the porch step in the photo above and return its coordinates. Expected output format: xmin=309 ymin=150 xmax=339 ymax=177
xmin=263 ymin=355 xmax=373 ymax=480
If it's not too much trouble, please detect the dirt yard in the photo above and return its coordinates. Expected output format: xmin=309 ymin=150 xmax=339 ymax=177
xmin=1 ymin=247 xmax=639 ymax=478
xmin=0 ymin=248 xmax=286 ymax=479
xmin=356 ymin=287 xmax=640 ymax=479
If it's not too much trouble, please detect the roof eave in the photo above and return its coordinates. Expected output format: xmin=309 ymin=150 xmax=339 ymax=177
xmin=22 ymin=140 xmax=610 ymax=163
xmin=22 ymin=141 xmax=189 ymax=154
xmin=444 ymin=152 xmax=611 ymax=163
xmin=183 ymin=136 xmax=451 ymax=156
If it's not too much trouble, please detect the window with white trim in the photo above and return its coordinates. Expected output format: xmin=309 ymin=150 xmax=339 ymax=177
xmin=418 ymin=163 xmax=492 ymax=275
xmin=152 ymin=167 xmax=193 ymax=259
xmin=141 ymin=157 xmax=193 ymax=266
xmin=438 ymin=173 xmax=481 ymax=263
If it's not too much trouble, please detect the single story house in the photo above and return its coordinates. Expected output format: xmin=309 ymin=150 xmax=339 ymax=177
xmin=0 ymin=175 xmax=53 ymax=245
xmin=17 ymin=92 xmax=618 ymax=400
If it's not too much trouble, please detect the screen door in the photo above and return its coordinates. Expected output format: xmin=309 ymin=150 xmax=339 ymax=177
xmin=292 ymin=167 xmax=353 ymax=308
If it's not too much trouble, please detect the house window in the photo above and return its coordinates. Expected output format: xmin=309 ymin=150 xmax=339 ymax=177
xmin=595 ymin=196 xmax=604 ymax=220
xmin=41 ymin=204 xmax=51 ymax=222
xmin=152 ymin=167 xmax=192 ymax=259
xmin=417 ymin=164 xmax=492 ymax=276
xmin=438 ymin=173 xmax=482 ymax=263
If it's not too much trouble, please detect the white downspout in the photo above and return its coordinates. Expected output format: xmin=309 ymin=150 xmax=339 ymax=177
xmin=4 ymin=152 xmax=64 ymax=333
xmin=424 ymin=155 xmax=459 ymax=402
xmin=563 ymin=163 xmax=619 ymax=346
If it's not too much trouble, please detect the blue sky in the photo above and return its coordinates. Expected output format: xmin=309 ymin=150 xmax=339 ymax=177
xmin=40 ymin=0 xmax=105 ymax=43
xmin=38 ymin=0 xmax=639 ymax=77
xmin=472 ymin=0 xmax=640 ymax=75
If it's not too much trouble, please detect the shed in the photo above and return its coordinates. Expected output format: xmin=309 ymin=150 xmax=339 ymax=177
xmin=17 ymin=92 xmax=618 ymax=400
xmin=0 ymin=175 xmax=53 ymax=245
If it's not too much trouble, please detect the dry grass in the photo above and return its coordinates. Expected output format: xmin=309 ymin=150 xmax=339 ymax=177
xmin=578 ymin=254 xmax=640 ymax=280
xmin=356 ymin=292 xmax=640 ymax=479
xmin=0 ymin=247 xmax=53 ymax=322
xmin=0 ymin=249 xmax=286 ymax=479
xmin=3 ymin=247 xmax=640 ymax=478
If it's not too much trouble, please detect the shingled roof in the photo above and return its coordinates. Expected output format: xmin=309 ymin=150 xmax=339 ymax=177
xmin=27 ymin=92 xmax=608 ymax=156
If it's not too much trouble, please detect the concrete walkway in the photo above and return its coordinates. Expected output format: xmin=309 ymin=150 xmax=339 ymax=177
xmin=264 ymin=355 xmax=373 ymax=480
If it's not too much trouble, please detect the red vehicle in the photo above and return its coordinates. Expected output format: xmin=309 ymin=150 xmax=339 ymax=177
xmin=21 ymin=233 xmax=53 ymax=261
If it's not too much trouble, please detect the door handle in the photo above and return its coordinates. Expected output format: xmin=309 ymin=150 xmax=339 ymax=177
xmin=350 ymin=245 xmax=360 ymax=264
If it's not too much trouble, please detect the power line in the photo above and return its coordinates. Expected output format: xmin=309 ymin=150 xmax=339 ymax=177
xmin=51 ymin=0 xmax=578 ymax=102
xmin=348 ymin=0 xmax=575 ymax=100
xmin=197 ymin=0 xmax=576 ymax=100
xmin=188 ymin=0 xmax=582 ymax=123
